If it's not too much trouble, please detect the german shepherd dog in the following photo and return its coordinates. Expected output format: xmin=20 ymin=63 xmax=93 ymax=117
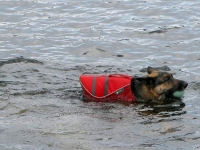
xmin=80 ymin=66 xmax=188 ymax=103
xmin=131 ymin=67 xmax=188 ymax=102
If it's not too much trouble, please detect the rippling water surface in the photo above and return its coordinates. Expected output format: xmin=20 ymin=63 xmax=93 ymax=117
xmin=0 ymin=0 xmax=200 ymax=150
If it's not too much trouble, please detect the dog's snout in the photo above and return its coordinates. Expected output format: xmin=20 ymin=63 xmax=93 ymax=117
xmin=183 ymin=82 xmax=188 ymax=89
xmin=178 ymin=80 xmax=188 ymax=90
xmin=180 ymin=81 xmax=188 ymax=89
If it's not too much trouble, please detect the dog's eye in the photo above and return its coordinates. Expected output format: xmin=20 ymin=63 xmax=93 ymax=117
xmin=166 ymin=76 xmax=172 ymax=81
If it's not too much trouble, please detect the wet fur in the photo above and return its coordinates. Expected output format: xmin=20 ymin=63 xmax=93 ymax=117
xmin=131 ymin=67 xmax=188 ymax=103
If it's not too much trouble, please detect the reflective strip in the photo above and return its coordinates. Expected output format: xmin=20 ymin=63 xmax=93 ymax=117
xmin=104 ymin=76 xmax=109 ymax=96
xmin=92 ymin=77 xmax=96 ymax=96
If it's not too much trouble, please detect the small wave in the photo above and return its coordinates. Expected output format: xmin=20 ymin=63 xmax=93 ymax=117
xmin=0 ymin=56 xmax=43 ymax=67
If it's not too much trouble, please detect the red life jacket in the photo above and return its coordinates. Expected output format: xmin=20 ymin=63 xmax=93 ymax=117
xmin=79 ymin=74 xmax=136 ymax=103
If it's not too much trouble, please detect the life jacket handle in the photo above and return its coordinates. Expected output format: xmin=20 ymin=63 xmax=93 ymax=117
xmin=108 ymin=74 xmax=132 ymax=79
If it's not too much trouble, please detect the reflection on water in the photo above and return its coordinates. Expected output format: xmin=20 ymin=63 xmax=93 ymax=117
xmin=138 ymin=101 xmax=186 ymax=116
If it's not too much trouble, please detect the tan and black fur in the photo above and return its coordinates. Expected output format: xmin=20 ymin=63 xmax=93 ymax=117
xmin=131 ymin=67 xmax=188 ymax=102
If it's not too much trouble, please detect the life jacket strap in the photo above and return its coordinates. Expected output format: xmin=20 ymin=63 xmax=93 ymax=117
xmin=92 ymin=77 xmax=96 ymax=96
xmin=104 ymin=76 xmax=109 ymax=96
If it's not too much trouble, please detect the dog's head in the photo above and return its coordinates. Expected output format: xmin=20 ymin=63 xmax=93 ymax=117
xmin=132 ymin=67 xmax=188 ymax=102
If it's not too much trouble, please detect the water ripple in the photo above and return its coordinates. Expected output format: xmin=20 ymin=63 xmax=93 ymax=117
xmin=1 ymin=0 xmax=200 ymax=149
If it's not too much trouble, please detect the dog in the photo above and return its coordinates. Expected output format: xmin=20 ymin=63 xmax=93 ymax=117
xmin=79 ymin=67 xmax=188 ymax=103
xmin=131 ymin=67 xmax=188 ymax=102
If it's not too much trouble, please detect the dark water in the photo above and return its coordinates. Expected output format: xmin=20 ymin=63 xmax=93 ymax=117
xmin=0 ymin=0 xmax=200 ymax=150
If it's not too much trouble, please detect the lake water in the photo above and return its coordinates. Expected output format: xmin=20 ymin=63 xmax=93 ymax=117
xmin=0 ymin=0 xmax=200 ymax=149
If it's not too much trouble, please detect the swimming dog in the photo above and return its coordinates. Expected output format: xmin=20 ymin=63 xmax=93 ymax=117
xmin=79 ymin=67 xmax=188 ymax=103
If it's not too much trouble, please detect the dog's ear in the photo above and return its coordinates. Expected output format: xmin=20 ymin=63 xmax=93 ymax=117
xmin=147 ymin=66 xmax=157 ymax=74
